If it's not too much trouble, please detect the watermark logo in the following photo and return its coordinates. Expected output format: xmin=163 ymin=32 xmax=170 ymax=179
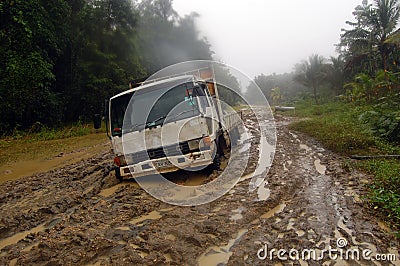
xmin=257 ymin=238 xmax=398 ymax=262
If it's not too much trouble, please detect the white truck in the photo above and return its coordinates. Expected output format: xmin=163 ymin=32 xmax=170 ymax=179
xmin=104 ymin=67 xmax=241 ymax=180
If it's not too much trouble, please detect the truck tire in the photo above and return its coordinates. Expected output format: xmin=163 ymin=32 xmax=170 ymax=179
xmin=211 ymin=152 xmax=221 ymax=171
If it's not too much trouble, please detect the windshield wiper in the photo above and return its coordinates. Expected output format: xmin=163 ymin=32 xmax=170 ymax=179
xmin=125 ymin=110 xmax=197 ymax=133
xmin=146 ymin=115 xmax=166 ymax=128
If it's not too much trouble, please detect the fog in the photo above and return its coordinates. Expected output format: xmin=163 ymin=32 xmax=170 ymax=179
xmin=173 ymin=0 xmax=362 ymax=78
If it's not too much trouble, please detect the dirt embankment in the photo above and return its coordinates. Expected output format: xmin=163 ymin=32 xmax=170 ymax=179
xmin=0 ymin=111 xmax=399 ymax=265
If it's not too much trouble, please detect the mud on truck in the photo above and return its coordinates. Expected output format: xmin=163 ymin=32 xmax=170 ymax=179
xmin=104 ymin=67 xmax=241 ymax=180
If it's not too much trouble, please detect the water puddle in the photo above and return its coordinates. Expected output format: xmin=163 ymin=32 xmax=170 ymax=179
xmin=240 ymin=122 xmax=274 ymax=189
xmin=99 ymin=183 xmax=132 ymax=197
xmin=260 ymin=203 xmax=286 ymax=219
xmin=197 ymin=229 xmax=248 ymax=266
xmin=21 ymin=242 xmax=40 ymax=252
xmin=253 ymin=136 xmax=274 ymax=178
xmin=130 ymin=211 xmax=162 ymax=225
xmin=129 ymin=207 xmax=175 ymax=226
xmin=0 ymin=142 xmax=107 ymax=184
xmin=115 ymin=226 xmax=131 ymax=231
xmin=314 ymin=159 xmax=326 ymax=175
xmin=129 ymin=244 xmax=148 ymax=258
xmin=0 ymin=223 xmax=46 ymax=250
xmin=257 ymin=181 xmax=271 ymax=201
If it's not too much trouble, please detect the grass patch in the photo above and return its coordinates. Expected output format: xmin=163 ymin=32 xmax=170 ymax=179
xmin=356 ymin=159 xmax=400 ymax=228
xmin=0 ymin=123 xmax=107 ymax=165
xmin=287 ymin=100 xmax=400 ymax=230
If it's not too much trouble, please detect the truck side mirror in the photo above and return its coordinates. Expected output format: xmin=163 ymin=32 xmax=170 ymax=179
xmin=93 ymin=114 xmax=101 ymax=129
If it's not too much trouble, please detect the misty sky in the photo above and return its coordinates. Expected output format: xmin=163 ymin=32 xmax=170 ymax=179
xmin=173 ymin=0 xmax=362 ymax=78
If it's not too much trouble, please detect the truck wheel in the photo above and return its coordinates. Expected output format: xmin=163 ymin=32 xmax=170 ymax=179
xmin=212 ymin=153 xmax=221 ymax=171
xmin=115 ymin=167 xmax=123 ymax=182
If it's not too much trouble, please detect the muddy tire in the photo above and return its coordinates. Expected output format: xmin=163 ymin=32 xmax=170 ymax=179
xmin=211 ymin=153 xmax=221 ymax=171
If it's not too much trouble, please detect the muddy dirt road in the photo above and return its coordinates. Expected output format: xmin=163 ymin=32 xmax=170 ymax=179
xmin=0 ymin=110 xmax=399 ymax=265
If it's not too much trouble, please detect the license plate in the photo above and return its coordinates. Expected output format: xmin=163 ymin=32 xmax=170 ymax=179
xmin=154 ymin=160 xmax=172 ymax=168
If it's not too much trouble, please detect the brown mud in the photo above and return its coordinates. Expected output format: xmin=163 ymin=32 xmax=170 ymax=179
xmin=0 ymin=110 xmax=399 ymax=265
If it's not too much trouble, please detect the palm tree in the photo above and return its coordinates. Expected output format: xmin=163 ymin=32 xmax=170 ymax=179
xmin=294 ymin=54 xmax=326 ymax=104
xmin=339 ymin=0 xmax=400 ymax=72
xmin=325 ymin=56 xmax=345 ymax=95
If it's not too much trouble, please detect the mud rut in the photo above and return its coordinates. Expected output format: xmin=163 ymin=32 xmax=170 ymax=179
xmin=0 ymin=110 xmax=399 ymax=266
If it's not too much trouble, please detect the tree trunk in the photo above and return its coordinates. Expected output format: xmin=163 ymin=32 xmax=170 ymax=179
xmin=312 ymin=84 xmax=318 ymax=104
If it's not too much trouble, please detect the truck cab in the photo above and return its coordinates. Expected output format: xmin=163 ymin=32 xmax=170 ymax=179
xmin=107 ymin=70 xmax=240 ymax=180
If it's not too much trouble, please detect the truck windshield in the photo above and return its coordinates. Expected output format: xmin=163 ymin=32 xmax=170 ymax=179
xmin=121 ymin=82 xmax=202 ymax=133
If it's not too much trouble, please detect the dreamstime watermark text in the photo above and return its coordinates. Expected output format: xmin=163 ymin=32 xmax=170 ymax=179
xmin=257 ymin=238 xmax=398 ymax=262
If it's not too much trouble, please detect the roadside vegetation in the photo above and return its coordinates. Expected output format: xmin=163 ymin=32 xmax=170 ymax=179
xmin=0 ymin=0 xmax=212 ymax=135
xmin=247 ymin=0 xmax=400 ymax=231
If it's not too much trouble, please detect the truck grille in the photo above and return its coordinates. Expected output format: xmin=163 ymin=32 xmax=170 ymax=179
xmin=126 ymin=142 xmax=192 ymax=164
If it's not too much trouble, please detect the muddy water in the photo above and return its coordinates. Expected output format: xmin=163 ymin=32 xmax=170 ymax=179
xmin=260 ymin=203 xmax=286 ymax=219
xmin=314 ymin=159 xmax=326 ymax=175
xmin=198 ymin=229 xmax=248 ymax=266
xmin=0 ymin=223 xmax=46 ymax=250
xmin=0 ymin=141 xmax=108 ymax=184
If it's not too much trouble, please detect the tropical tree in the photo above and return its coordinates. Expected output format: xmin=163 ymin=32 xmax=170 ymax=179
xmin=325 ymin=56 xmax=346 ymax=95
xmin=294 ymin=54 xmax=326 ymax=104
xmin=338 ymin=0 xmax=400 ymax=74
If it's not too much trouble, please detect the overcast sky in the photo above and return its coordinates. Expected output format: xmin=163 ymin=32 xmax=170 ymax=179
xmin=173 ymin=0 xmax=362 ymax=78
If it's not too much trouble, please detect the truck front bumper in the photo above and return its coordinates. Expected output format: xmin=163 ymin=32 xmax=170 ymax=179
xmin=117 ymin=150 xmax=214 ymax=179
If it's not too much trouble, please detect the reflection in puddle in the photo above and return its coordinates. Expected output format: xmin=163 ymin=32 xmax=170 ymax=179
xmin=198 ymin=229 xmax=247 ymax=266
xmin=314 ymin=159 xmax=326 ymax=175
xmin=0 ymin=223 xmax=46 ymax=250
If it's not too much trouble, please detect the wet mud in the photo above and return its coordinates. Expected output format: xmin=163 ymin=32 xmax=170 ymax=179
xmin=0 ymin=110 xmax=399 ymax=265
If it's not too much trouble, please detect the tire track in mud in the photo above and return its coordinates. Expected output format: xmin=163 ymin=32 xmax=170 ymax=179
xmin=0 ymin=111 xmax=399 ymax=265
